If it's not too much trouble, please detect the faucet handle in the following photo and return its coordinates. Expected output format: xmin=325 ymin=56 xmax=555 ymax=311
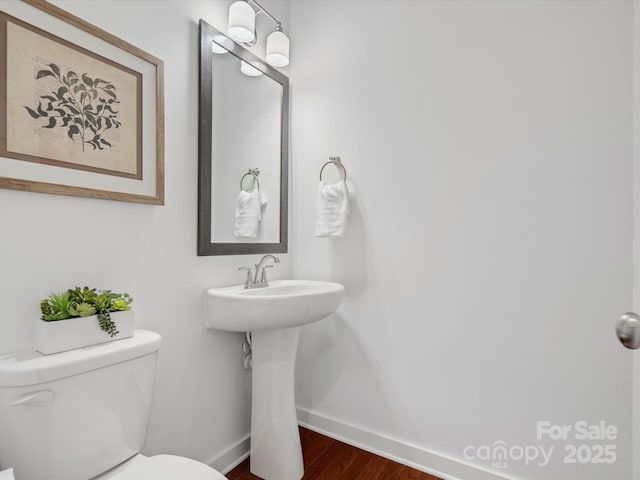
xmin=238 ymin=267 xmax=254 ymax=289
xmin=260 ymin=265 xmax=274 ymax=284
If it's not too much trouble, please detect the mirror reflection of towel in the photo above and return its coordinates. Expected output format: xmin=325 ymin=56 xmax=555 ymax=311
xmin=234 ymin=190 xmax=267 ymax=238
xmin=315 ymin=181 xmax=349 ymax=237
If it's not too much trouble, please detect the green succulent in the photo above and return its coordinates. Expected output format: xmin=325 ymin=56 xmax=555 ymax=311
xmin=98 ymin=312 xmax=119 ymax=337
xmin=40 ymin=299 xmax=52 ymax=318
xmin=39 ymin=286 xmax=132 ymax=337
xmin=68 ymin=302 xmax=97 ymax=317
xmin=110 ymin=297 xmax=131 ymax=311
xmin=92 ymin=292 xmax=112 ymax=313
xmin=40 ymin=291 xmax=73 ymax=321
xmin=69 ymin=286 xmax=97 ymax=304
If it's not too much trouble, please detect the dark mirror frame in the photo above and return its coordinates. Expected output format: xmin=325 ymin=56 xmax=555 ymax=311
xmin=198 ymin=20 xmax=289 ymax=256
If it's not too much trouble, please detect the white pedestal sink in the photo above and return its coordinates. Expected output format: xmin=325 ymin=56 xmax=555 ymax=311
xmin=204 ymin=280 xmax=344 ymax=480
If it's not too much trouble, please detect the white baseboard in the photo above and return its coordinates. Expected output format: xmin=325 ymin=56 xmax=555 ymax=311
xmin=205 ymin=410 xmax=523 ymax=480
xmin=297 ymin=407 xmax=519 ymax=480
xmin=206 ymin=434 xmax=250 ymax=475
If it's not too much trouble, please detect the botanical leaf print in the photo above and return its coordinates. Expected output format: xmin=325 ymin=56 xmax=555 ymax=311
xmin=23 ymin=62 xmax=121 ymax=152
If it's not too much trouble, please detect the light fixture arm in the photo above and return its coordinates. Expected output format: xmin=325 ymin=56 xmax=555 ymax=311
xmin=228 ymin=0 xmax=290 ymax=67
xmin=247 ymin=0 xmax=283 ymax=31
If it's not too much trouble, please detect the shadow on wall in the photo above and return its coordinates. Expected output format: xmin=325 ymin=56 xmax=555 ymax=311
xmin=298 ymin=312 xmax=403 ymax=426
xmin=300 ymin=179 xmax=426 ymax=443
xmin=326 ymin=180 xmax=368 ymax=298
xmin=144 ymin=314 xmax=251 ymax=463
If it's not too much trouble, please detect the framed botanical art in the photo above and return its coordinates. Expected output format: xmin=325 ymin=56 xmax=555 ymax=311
xmin=0 ymin=0 xmax=164 ymax=204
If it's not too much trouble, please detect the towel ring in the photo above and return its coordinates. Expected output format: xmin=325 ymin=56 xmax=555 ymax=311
xmin=319 ymin=156 xmax=347 ymax=182
xmin=240 ymin=168 xmax=260 ymax=192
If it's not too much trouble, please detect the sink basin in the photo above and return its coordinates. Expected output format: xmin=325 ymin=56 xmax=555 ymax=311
xmin=205 ymin=280 xmax=344 ymax=332
xmin=204 ymin=279 xmax=344 ymax=480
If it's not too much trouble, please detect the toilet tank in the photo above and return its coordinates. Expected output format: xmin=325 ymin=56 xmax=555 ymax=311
xmin=0 ymin=330 xmax=162 ymax=480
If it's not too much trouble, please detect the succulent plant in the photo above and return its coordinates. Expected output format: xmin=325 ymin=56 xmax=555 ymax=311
xmin=68 ymin=302 xmax=97 ymax=317
xmin=39 ymin=299 xmax=52 ymax=318
xmin=40 ymin=291 xmax=73 ymax=321
xmin=98 ymin=312 xmax=119 ymax=337
xmin=69 ymin=286 xmax=97 ymax=304
xmin=111 ymin=297 xmax=131 ymax=311
xmin=39 ymin=286 xmax=132 ymax=337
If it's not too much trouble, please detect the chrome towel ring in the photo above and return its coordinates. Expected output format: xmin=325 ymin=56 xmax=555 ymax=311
xmin=320 ymin=156 xmax=347 ymax=182
xmin=240 ymin=168 xmax=260 ymax=191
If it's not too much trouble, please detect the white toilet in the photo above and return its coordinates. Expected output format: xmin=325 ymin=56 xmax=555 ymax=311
xmin=0 ymin=330 xmax=228 ymax=480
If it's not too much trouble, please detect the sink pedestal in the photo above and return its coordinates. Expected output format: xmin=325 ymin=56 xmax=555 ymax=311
xmin=250 ymin=327 xmax=304 ymax=480
xmin=204 ymin=280 xmax=345 ymax=479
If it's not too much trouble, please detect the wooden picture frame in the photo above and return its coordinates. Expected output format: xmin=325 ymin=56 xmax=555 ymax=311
xmin=0 ymin=0 xmax=164 ymax=204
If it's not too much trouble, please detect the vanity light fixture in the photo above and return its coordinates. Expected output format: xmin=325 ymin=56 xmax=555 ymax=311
xmin=227 ymin=0 xmax=290 ymax=68
xmin=212 ymin=34 xmax=234 ymax=54
xmin=240 ymin=60 xmax=264 ymax=77
xmin=212 ymin=43 xmax=229 ymax=54
xmin=227 ymin=0 xmax=256 ymax=43
xmin=266 ymin=25 xmax=290 ymax=67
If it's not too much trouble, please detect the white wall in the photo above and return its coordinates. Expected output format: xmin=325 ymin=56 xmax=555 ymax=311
xmin=290 ymin=2 xmax=633 ymax=480
xmin=0 ymin=0 xmax=289 ymax=471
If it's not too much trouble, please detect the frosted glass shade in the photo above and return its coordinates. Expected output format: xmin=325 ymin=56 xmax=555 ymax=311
xmin=227 ymin=1 xmax=255 ymax=43
xmin=211 ymin=42 xmax=229 ymax=54
xmin=241 ymin=61 xmax=263 ymax=77
xmin=266 ymin=30 xmax=290 ymax=67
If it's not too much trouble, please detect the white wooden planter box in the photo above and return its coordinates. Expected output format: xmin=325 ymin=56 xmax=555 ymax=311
xmin=35 ymin=310 xmax=135 ymax=355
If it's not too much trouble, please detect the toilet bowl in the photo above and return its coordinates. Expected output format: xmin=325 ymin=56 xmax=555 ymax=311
xmin=0 ymin=330 xmax=228 ymax=480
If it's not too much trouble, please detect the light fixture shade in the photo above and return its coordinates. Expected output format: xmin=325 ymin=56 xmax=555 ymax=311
xmin=211 ymin=42 xmax=229 ymax=54
xmin=266 ymin=30 xmax=290 ymax=67
xmin=227 ymin=1 xmax=255 ymax=43
xmin=240 ymin=61 xmax=263 ymax=77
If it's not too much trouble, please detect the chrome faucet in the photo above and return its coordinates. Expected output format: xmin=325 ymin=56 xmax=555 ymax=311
xmin=253 ymin=254 xmax=280 ymax=286
xmin=238 ymin=254 xmax=280 ymax=289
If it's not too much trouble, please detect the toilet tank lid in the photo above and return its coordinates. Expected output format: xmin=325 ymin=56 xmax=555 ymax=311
xmin=0 ymin=329 xmax=162 ymax=387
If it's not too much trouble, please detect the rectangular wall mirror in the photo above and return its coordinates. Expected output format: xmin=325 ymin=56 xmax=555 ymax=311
xmin=198 ymin=20 xmax=288 ymax=256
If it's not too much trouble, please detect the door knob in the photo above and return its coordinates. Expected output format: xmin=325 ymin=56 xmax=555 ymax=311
xmin=616 ymin=312 xmax=640 ymax=349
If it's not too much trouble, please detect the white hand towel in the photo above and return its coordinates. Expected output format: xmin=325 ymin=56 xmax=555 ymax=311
xmin=234 ymin=190 xmax=267 ymax=238
xmin=315 ymin=181 xmax=350 ymax=237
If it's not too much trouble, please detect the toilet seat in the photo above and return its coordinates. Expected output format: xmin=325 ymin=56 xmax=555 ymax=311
xmin=94 ymin=454 xmax=228 ymax=480
xmin=1 ymin=455 xmax=227 ymax=480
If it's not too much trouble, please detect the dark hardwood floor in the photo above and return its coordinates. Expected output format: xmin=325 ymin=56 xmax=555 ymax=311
xmin=226 ymin=427 xmax=443 ymax=480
